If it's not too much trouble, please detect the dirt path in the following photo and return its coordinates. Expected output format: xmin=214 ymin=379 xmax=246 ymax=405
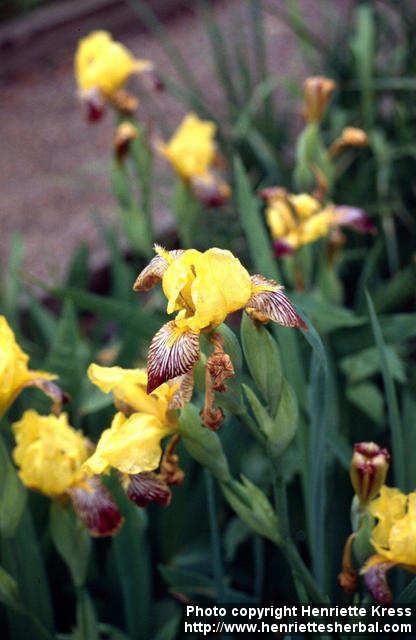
xmin=0 ymin=0 xmax=348 ymax=282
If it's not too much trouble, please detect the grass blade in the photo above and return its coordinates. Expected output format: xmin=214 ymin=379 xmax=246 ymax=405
xmin=366 ymin=291 xmax=405 ymax=489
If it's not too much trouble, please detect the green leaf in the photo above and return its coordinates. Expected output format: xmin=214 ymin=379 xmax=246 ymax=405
xmin=241 ymin=314 xmax=283 ymax=416
xmin=340 ymin=345 xmax=406 ymax=384
xmin=346 ymin=382 xmax=384 ymax=425
xmin=242 ymin=384 xmax=273 ymax=441
xmin=198 ymin=0 xmax=239 ymax=113
xmin=1 ymin=233 xmax=24 ymax=326
xmin=366 ymin=291 xmax=405 ymax=489
xmin=111 ymin=493 xmax=151 ymax=640
xmin=224 ymin=517 xmax=251 ymax=562
xmin=72 ymin=591 xmax=99 ymax=640
xmin=217 ymin=323 xmax=243 ymax=373
xmin=397 ymin=577 xmax=416 ymax=604
xmin=0 ymin=565 xmax=21 ymax=612
xmin=159 ymin=566 xmax=216 ymax=598
xmin=269 ymin=380 xmax=298 ymax=457
xmin=0 ymin=435 xmax=27 ymax=538
xmin=50 ymin=502 xmax=91 ymax=588
xmin=1 ymin=508 xmax=54 ymax=637
xmin=294 ymin=293 xmax=365 ymax=333
xmin=153 ymin=611 xmax=182 ymax=640
xmin=45 ymin=298 xmax=88 ymax=403
xmin=351 ymin=4 xmax=376 ymax=128
xmin=220 ymin=476 xmax=280 ymax=545
xmin=179 ymin=404 xmax=231 ymax=482
xmin=65 ymin=243 xmax=90 ymax=290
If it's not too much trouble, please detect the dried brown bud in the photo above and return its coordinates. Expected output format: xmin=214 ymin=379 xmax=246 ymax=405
xmin=207 ymin=351 xmax=234 ymax=392
xmin=350 ymin=442 xmax=390 ymax=505
xmin=303 ymin=76 xmax=336 ymax=123
xmin=113 ymin=122 xmax=138 ymax=161
xmin=329 ymin=127 xmax=368 ymax=156
xmin=159 ymin=434 xmax=185 ymax=487
xmin=340 ymin=127 xmax=368 ymax=147
xmin=109 ymin=89 xmax=139 ymax=115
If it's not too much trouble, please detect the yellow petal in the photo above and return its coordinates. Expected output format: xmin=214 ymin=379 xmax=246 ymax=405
xmin=187 ymin=248 xmax=252 ymax=331
xmin=162 ymin=249 xmax=201 ymax=315
xmin=83 ymin=412 xmax=173 ymax=475
xmin=161 ymin=113 xmax=217 ymax=179
xmin=12 ymin=410 xmax=89 ymax=497
xmin=87 ymin=363 xmax=175 ymax=423
xmin=75 ymin=30 xmax=148 ymax=97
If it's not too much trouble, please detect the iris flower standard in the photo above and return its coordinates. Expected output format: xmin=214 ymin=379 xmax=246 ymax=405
xmin=158 ymin=113 xmax=230 ymax=207
xmin=134 ymin=245 xmax=306 ymax=393
xmin=12 ymin=410 xmax=122 ymax=536
xmin=83 ymin=364 xmax=191 ymax=507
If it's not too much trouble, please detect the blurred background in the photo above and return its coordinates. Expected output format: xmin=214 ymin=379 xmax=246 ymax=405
xmin=0 ymin=0 xmax=355 ymax=282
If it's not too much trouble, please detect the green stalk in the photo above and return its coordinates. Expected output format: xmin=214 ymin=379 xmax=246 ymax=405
xmin=172 ymin=179 xmax=201 ymax=248
xmin=204 ymin=470 xmax=226 ymax=603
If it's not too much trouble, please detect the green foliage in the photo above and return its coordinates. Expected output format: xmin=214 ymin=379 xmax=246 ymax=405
xmin=1 ymin=0 xmax=416 ymax=633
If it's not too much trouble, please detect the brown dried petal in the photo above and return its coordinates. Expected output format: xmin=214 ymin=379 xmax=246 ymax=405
xmin=68 ymin=477 xmax=123 ymax=537
xmin=147 ymin=321 xmax=200 ymax=394
xmin=246 ymin=275 xmax=307 ymax=329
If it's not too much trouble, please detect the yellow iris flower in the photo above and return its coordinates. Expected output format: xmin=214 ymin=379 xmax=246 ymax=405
xmin=265 ymin=192 xmax=334 ymax=252
xmin=134 ymin=246 xmax=306 ymax=392
xmin=13 ymin=410 xmax=90 ymax=497
xmin=264 ymin=190 xmax=376 ymax=254
xmin=361 ymin=486 xmax=416 ymax=604
xmin=159 ymin=113 xmax=217 ymax=180
xmin=83 ymin=364 xmax=190 ymax=477
xmin=75 ymin=31 xmax=151 ymax=98
xmin=12 ymin=409 xmax=123 ymax=536
xmin=158 ymin=114 xmax=230 ymax=206
xmin=0 ymin=316 xmax=56 ymax=418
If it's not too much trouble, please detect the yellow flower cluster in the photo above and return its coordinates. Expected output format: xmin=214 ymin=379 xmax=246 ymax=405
xmin=13 ymin=410 xmax=90 ymax=497
xmin=75 ymin=31 xmax=151 ymax=98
